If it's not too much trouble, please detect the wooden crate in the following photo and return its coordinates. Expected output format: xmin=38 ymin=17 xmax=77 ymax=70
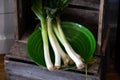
xmin=5 ymin=0 xmax=110 ymax=80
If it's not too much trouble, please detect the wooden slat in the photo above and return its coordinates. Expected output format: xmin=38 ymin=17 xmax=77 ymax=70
xmin=69 ymin=0 xmax=100 ymax=10
xmin=101 ymin=27 xmax=110 ymax=56
xmin=97 ymin=0 xmax=105 ymax=55
xmin=9 ymin=41 xmax=30 ymax=61
xmin=14 ymin=0 xmax=19 ymax=40
xmin=5 ymin=60 xmax=100 ymax=80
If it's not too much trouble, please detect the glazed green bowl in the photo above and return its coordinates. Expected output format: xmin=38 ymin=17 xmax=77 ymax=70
xmin=27 ymin=21 xmax=96 ymax=69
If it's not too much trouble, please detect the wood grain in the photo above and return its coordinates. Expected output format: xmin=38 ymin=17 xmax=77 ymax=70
xmin=97 ymin=0 xmax=104 ymax=55
xmin=5 ymin=60 xmax=100 ymax=80
xmin=0 ymin=54 xmax=6 ymax=80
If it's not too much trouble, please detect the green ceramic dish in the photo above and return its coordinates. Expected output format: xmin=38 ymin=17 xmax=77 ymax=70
xmin=27 ymin=21 xmax=96 ymax=68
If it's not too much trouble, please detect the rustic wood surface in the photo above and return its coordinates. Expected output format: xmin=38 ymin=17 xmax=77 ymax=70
xmin=0 ymin=54 xmax=6 ymax=80
xmin=8 ymin=40 xmax=101 ymax=75
xmin=97 ymin=0 xmax=104 ymax=55
xmin=9 ymin=41 xmax=30 ymax=61
xmin=5 ymin=60 xmax=100 ymax=80
xmin=69 ymin=0 xmax=100 ymax=9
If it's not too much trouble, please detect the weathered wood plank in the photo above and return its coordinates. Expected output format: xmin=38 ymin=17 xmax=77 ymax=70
xmin=9 ymin=41 xmax=29 ymax=61
xmin=97 ymin=0 xmax=105 ymax=55
xmin=69 ymin=0 xmax=100 ymax=9
xmin=101 ymin=27 xmax=110 ymax=56
xmin=5 ymin=60 xmax=100 ymax=80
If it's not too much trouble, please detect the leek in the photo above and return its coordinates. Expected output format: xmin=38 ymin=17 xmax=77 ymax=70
xmin=31 ymin=0 xmax=85 ymax=70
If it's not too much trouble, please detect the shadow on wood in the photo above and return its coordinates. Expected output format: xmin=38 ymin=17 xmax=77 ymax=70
xmin=0 ymin=54 xmax=6 ymax=80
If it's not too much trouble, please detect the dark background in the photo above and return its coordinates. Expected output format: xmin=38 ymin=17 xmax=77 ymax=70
xmin=105 ymin=0 xmax=119 ymax=73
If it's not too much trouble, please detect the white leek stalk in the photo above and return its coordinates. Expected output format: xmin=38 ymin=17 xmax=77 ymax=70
xmin=53 ymin=23 xmax=74 ymax=66
xmin=47 ymin=17 xmax=61 ymax=69
xmin=40 ymin=19 xmax=54 ymax=70
xmin=56 ymin=17 xmax=84 ymax=69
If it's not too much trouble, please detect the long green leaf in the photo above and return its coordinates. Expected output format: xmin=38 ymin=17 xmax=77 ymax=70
xmin=31 ymin=0 xmax=46 ymax=21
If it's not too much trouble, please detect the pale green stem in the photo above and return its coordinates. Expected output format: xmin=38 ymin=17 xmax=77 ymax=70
xmin=85 ymin=64 xmax=88 ymax=80
xmin=47 ymin=17 xmax=61 ymax=69
xmin=53 ymin=23 xmax=74 ymax=65
xmin=40 ymin=19 xmax=54 ymax=70
xmin=56 ymin=16 xmax=84 ymax=69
